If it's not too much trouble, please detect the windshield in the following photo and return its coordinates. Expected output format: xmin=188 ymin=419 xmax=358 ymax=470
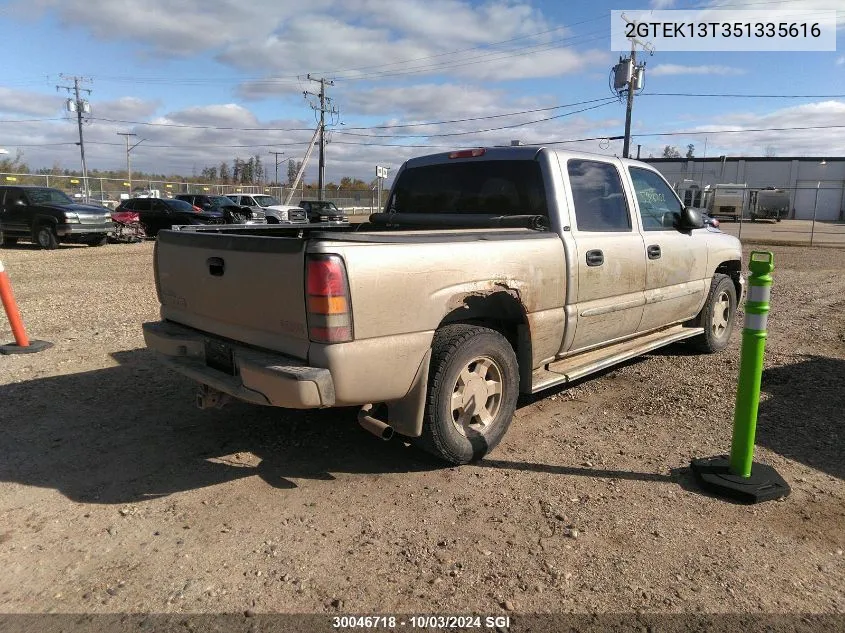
xmin=253 ymin=195 xmax=280 ymax=207
xmin=25 ymin=188 xmax=73 ymax=205
xmin=164 ymin=199 xmax=196 ymax=212
xmin=209 ymin=195 xmax=236 ymax=206
xmin=390 ymin=160 xmax=547 ymax=215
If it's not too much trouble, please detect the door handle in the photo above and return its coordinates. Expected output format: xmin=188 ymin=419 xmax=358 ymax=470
xmin=647 ymin=245 xmax=661 ymax=260
xmin=585 ymin=249 xmax=604 ymax=267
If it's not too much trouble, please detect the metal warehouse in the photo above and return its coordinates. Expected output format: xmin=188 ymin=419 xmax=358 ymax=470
xmin=644 ymin=157 xmax=845 ymax=222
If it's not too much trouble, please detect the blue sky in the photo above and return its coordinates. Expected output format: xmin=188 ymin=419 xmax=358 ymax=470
xmin=0 ymin=0 xmax=842 ymax=183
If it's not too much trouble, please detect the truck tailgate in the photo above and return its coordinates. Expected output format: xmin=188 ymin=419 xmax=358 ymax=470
xmin=155 ymin=230 xmax=310 ymax=359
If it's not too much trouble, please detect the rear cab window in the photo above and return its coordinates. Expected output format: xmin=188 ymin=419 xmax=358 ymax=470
xmin=390 ymin=160 xmax=547 ymax=216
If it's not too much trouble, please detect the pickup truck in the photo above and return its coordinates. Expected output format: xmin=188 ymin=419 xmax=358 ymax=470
xmin=298 ymin=199 xmax=348 ymax=223
xmin=227 ymin=194 xmax=309 ymax=224
xmin=143 ymin=146 xmax=745 ymax=465
xmin=0 ymin=185 xmax=113 ymax=249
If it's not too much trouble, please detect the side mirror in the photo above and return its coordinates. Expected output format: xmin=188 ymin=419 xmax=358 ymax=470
xmin=678 ymin=206 xmax=704 ymax=231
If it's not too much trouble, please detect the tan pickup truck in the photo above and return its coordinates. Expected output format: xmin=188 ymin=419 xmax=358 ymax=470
xmin=143 ymin=146 xmax=744 ymax=464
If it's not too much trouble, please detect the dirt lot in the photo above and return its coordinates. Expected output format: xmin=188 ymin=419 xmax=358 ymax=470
xmin=0 ymin=240 xmax=843 ymax=624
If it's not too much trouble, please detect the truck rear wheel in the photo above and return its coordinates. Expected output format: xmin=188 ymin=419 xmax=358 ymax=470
xmin=690 ymin=274 xmax=737 ymax=354
xmin=414 ymin=324 xmax=519 ymax=464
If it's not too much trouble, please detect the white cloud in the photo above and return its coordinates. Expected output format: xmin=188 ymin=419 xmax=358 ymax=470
xmin=16 ymin=0 xmax=334 ymax=56
xmin=96 ymin=97 xmax=161 ymax=121
xmin=0 ymin=87 xmax=63 ymax=117
xmin=699 ymin=0 xmax=845 ymax=27
xmin=650 ymin=0 xmax=675 ymax=8
xmin=649 ymin=64 xmax=746 ymax=77
xmin=638 ymin=100 xmax=845 ymax=158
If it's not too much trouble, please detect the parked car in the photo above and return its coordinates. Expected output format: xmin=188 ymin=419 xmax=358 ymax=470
xmin=298 ymin=199 xmax=348 ymax=223
xmin=144 ymin=146 xmax=744 ymax=465
xmin=175 ymin=194 xmax=262 ymax=224
xmin=0 ymin=185 xmax=113 ymax=249
xmin=115 ymin=197 xmax=225 ymax=237
xmin=701 ymin=211 xmax=720 ymax=228
xmin=226 ymin=194 xmax=308 ymax=224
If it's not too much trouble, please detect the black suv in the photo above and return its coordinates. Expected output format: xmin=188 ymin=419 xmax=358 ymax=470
xmin=175 ymin=194 xmax=260 ymax=224
xmin=0 ymin=185 xmax=113 ymax=249
xmin=115 ymin=197 xmax=226 ymax=237
xmin=298 ymin=200 xmax=348 ymax=223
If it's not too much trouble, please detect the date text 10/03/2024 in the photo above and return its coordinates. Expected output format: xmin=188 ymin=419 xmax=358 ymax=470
xmin=333 ymin=615 xmax=512 ymax=629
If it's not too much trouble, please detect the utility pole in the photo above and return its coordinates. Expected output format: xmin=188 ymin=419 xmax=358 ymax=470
xmin=612 ymin=15 xmax=653 ymax=158
xmin=117 ymin=132 xmax=145 ymax=194
xmin=268 ymin=151 xmax=285 ymax=187
xmin=57 ymin=75 xmax=92 ymax=200
xmin=304 ymin=75 xmax=337 ymax=201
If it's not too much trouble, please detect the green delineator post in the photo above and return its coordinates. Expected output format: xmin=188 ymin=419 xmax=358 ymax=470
xmin=690 ymin=251 xmax=790 ymax=503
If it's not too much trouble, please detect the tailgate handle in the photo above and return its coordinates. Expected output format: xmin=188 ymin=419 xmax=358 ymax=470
xmin=207 ymin=257 xmax=225 ymax=277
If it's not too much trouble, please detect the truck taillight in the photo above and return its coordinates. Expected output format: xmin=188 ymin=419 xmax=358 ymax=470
xmin=449 ymin=148 xmax=485 ymax=159
xmin=305 ymin=254 xmax=353 ymax=343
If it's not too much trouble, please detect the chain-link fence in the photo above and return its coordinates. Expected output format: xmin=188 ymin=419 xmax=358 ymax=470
xmin=0 ymin=173 xmax=384 ymax=216
xmin=677 ymin=183 xmax=845 ymax=247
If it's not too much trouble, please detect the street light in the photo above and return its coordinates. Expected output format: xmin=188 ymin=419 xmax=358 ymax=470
xmin=810 ymin=160 xmax=827 ymax=246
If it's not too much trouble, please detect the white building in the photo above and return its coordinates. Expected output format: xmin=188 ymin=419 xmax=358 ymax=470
xmin=644 ymin=157 xmax=845 ymax=222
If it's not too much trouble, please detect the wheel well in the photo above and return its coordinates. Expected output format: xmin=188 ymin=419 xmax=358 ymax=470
xmin=715 ymin=260 xmax=742 ymax=298
xmin=438 ymin=291 xmax=532 ymax=392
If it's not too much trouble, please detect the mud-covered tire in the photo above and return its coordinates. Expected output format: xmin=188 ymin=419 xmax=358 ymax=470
xmin=34 ymin=224 xmax=59 ymax=250
xmin=690 ymin=274 xmax=737 ymax=354
xmin=413 ymin=324 xmax=519 ymax=465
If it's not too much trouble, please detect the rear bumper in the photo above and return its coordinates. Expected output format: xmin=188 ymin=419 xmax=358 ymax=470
xmin=142 ymin=320 xmax=335 ymax=408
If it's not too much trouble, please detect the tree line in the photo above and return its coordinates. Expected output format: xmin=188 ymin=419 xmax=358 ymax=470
xmin=0 ymin=150 xmax=375 ymax=190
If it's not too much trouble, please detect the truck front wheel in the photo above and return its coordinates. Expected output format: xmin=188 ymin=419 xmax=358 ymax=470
xmin=35 ymin=224 xmax=59 ymax=250
xmin=690 ymin=274 xmax=737 ymax=354
xmin=415 ymin=324 xmax=519 ymax=464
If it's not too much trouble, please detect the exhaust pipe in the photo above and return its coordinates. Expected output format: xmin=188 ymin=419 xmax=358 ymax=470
xmin=358 ymin=405 xmax=394 ymax=441
xmin=196 ymin=385 xmax=230 ymax=410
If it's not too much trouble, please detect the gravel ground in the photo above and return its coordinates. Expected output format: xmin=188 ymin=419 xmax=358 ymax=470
xmin=0 ymin=241 xmax=843 ymax=625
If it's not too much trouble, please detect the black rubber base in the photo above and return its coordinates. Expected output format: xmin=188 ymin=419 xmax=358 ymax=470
xmin=690 ymin=455 xmax=790 ymax=504
xmin=0 ymin=339 xmax=53 ymax=355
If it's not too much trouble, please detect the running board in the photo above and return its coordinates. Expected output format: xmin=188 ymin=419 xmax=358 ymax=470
xmin=531 ymin=325 xmax=704 ymax=393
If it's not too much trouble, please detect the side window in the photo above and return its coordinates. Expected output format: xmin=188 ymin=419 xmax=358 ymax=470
xmin=152 ymin=200 xmax=168 ymax=212
xmin=629 ymin=167 xmax=683 ymax=231
xmin=567 ymin=160 xmax=631 ymax=232
xmin=245 ymin=197 xmax=255 ymax=206
xmin=5 ymin=189 xmax=27 ymax=207
xmin=134 ymin=198 xmax=152 ymax=211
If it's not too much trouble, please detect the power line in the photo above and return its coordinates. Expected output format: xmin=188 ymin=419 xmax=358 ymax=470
xmin=10 ymin=122 xmax=845 ymax=151
xmin=80 ymin=14 xmax=609 ymax=86
xmin=332 ymin=100 xmax=618 ymax=138
xmin=645 ymin=92 xmax=845 ymax=99
xmin=335 ymin=30 xmax=607 ymax=82
xmin=83 ymin=97 xmax=617 ymax=132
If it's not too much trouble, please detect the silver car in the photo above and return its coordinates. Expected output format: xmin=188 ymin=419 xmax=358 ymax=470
xmin=226 ymin=194 xmax=308 ymax=224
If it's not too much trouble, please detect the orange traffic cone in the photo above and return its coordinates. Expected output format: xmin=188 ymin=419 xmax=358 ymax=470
xmin=0 ymin=260 xmax=52 ymax=354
